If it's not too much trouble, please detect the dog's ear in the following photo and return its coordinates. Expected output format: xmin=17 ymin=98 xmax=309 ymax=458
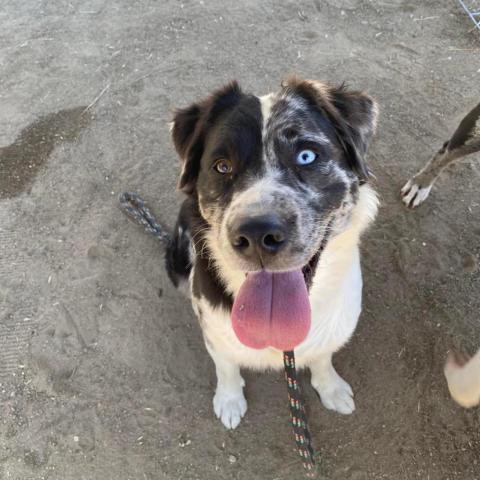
xmin=329 ymin=85 xmax=378 ymax=180
xmin=283 ymin=78 xmax=378 ymax=182
xmin=171 ymin=103 xmax=203 ymax=194
xmin=171 ymin=82 xmax=243 ymax=195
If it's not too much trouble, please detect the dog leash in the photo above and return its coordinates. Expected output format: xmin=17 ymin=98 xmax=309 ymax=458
xmin=119 ymin=192 xmax=172 ymax=246
xmin=119 ymin=191 xmax=318 ymax=477
xmin=284 ymin=351 xmax=316 ymax=476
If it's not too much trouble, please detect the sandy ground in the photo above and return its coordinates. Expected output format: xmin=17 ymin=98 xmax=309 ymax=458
xmin=1 ymin=1 xmax=479 ymax=479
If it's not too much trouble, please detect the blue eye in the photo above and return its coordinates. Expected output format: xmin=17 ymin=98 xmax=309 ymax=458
xmin=296 ymin=149 xmax=317 ymax=165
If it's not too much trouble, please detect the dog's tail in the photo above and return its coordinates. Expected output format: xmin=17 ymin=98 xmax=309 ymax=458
xmin=119 ymin=192 xmax=192 ymax=290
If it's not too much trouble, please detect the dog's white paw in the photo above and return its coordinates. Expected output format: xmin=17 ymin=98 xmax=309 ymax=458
xmin=313 ymin=373 xmax=355 ymax=415
xmin=401 ymin=179 xmax=432 ymax=208
xmin=213 ymin=389 xmax=247 ymax=429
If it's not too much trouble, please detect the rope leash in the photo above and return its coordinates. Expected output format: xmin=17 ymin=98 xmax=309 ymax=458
xmin=119 ymin=192 xmax=171 ymax=246
xmin=119 ymin=192 xmax=318 ymax=477
xmin=284 ymin=351 xmax=316 ymax=476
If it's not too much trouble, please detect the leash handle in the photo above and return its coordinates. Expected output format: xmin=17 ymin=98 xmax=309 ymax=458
xmin=284 ymin=350 xmax=317 ymax=477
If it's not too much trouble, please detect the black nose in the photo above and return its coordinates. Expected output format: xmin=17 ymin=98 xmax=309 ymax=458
xmin=229 ymin=215 xmax=287 ymax=258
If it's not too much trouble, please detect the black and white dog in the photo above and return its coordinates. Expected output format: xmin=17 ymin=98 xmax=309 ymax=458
xmin=166 ymin=77 xmax=378 ymax=428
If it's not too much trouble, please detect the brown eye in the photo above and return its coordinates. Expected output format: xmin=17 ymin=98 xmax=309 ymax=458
xmin=213 ymin=159 xmax=233 ymax=174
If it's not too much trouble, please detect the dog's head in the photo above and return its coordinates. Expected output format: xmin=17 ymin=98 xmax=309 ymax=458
xmin=171 ymin=77 xmax=378 ymax=274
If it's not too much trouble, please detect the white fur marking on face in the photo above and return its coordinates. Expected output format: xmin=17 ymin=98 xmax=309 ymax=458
xmin=259 ymin=93 xmax=275 ymax=133
xmin=228 ymin=168 xmax=282 ymax=211
xmin=206 ymin=169 xmax=292 ymax=295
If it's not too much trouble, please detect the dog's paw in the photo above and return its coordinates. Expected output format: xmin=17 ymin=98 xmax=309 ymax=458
xmin=401 ymin=178 xmax=432 ymax=208
xmin=312 ymin=373 xmax=355 ymax=415
xmin=213 ymin=389 xmax=247 ymax=429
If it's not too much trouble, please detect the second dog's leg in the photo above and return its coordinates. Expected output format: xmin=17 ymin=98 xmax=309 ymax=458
xmin=310 ymin=352 xmax=355 ymax=415
xmin=403 ymin=102 xmax=480 ymax=208
xmin=205 ymin=342 xmax=247 ymax=429
xmin=401 ymin=145 xmax=456 ymax=208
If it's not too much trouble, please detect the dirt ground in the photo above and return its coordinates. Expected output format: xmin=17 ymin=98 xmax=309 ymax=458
xmin=1 ymin=1 xmax=479 ymax=479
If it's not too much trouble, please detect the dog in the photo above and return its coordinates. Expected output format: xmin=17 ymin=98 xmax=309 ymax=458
xmin=401 ymin=102 xmax=480 ymax=208
xmin=165 ymin=77 xmax=379 ymax=428
xmin=401 ymin=102 xmax=480 ymax=408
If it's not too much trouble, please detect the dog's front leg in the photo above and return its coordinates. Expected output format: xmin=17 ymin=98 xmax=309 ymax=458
xmin=205 ymin=341 xmax=247 ymax=429
xmin=309 ymin=352 xmax=355 ymax=415
xmin=402 ymin=101 xmax=480 ymax=208
xmin=401 ymin=147 xmax=457 ymax=208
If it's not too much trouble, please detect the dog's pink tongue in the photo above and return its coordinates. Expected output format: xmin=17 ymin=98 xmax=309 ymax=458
xmin=231 ymin=270 xmax=311 ymax=351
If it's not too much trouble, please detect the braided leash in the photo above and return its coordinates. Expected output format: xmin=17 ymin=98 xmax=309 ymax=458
xmin=119 ymin=192 xmax=318 ymax=477
xmin=119 ymin=192 xmax=171 ymax=246
xmin=284 ymin=351 xmax=316 ymax=476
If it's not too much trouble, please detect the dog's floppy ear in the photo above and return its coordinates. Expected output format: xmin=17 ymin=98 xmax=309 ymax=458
xmin=329 ymin=84 xmax=378 ymax=180
xmin=171 ymin=103 xmax=203 ymax=194
xmin=283 ymin=78 xmax=378 ymax=181
xmin=171 ymin=82 xmax=243 ymax=195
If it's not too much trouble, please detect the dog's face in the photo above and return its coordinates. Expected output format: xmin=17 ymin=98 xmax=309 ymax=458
xmin=172 ymin=78 xmax=377 ymax=273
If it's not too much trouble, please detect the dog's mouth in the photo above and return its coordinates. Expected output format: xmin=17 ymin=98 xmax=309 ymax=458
xmin=231 ymin=269 xmax=311 ymax=351
xmin=230 ymin=250 xmax=323 ymax=351
xmin=230 ymin=223 xmax=330 ymax=352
